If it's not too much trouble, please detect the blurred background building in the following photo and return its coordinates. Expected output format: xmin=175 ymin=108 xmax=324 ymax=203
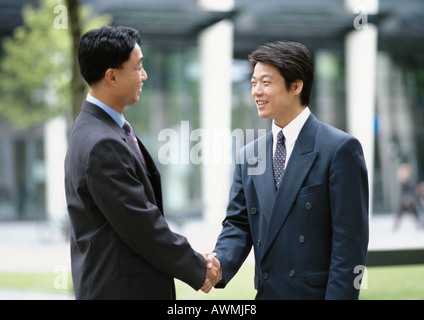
xmin=0 ymin=0 xmax=423 ymax=232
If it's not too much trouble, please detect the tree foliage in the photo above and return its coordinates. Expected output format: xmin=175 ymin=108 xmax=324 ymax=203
xmin=0 ymin=0 xmax=111 ymax=128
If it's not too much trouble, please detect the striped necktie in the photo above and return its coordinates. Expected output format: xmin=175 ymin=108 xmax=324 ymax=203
xmin=123 ymin=121 xmax=146 ymax=167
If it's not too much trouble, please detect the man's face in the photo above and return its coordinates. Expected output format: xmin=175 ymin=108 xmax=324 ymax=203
xmin=251 ymin=62 xmax=298 ymax=126
xmin=114 ymin=43 xmax=148 ymax=107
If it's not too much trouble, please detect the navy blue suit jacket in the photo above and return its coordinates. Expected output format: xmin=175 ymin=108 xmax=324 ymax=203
xmin=214 ymin=113 xmax=369 ymax=299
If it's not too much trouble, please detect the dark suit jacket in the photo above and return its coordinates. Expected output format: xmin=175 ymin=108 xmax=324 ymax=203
xmin=214 ymin=113 xmax=369 ymax=300
xmin=65 ymin=101 xmax=206 ymax=300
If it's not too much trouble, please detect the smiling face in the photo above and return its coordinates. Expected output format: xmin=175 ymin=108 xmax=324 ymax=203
xmin=251 ymin=61 xmax=304 ymax=128
xmin=114 ymin=43 xmax=148 ymax=108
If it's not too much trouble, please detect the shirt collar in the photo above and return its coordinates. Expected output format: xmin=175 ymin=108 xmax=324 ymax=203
xmin=86 ymin=93 xmax=126 ymax=129
xmin=272 ymin=107 xmax=311 ymax=147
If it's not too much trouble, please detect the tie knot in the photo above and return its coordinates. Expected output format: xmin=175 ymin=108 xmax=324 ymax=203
xmin=123 ymin=121 xmax=132 ymax=134
xmin=277 ymin=130 xmax=285 ymax=143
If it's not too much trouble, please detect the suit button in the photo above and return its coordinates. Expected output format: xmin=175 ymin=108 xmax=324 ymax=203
xmin=289 ymin=270 xmax=295 ymax=277
xmin=257 ymin=240 xmax=261 ymax=247
xmin=263 ymin=272 xmax=269 ymax=280
xmin=305 ymin=202 xmax=312 ymax=210
xmin=250 ymin=207 xmax=257 ymax=215
xmin=299 ymin=235 xmax=305 ymax=243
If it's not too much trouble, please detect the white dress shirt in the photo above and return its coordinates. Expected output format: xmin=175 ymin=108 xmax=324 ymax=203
xmin=272 ymin=107 xmax=311 ymax=166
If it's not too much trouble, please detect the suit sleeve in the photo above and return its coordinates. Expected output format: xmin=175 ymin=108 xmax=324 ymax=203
xmin=213 ymin=150 xmax=253 ymax=288
xmin=326 ymin=137 xmax=369 ymax=299
xmin=86 ymin=138 xmax=206 ymax=290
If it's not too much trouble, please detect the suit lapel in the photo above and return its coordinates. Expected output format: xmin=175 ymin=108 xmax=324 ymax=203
xmin=81 ymin=101 xmax=162 ymax=205
xmin=81 ymin=101 xmax=129 ymax=144
xmin=262 ymin=114 xmax=320 ymax=257
xmin=251 ymin=132 xmax=276 ymax=222
xmin=84 ymin=102 xmax=154 ymax=170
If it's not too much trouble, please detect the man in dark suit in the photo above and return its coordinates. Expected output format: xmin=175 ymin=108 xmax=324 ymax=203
xmin=65 ymin=26 xmax=218 ymax=299
xmin=210 ymin=41 xmax=369 ymax=299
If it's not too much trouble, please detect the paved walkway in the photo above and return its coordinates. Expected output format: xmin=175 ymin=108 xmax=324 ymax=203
xmin=0 ymin=220 xmax=73 ymax=299
xmin=0 ymin=213 xmax=423 ymax=300
xmin=0 ymin=289 xmax=73 ymax=300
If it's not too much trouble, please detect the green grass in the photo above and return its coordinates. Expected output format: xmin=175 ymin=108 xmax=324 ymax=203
xmin=0 ymin=264 xmax=423 ymax=299
xmin=359 ymin=264 xmax=424 ymax=300
xmin=0 ymin=272 xmax=73 ymax=295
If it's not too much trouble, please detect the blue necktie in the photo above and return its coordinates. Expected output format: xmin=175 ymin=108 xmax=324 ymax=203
xmin=273 ymin=130 xmax=286 ymax=188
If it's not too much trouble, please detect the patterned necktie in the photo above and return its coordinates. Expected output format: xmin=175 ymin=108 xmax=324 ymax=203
xmin=273 ymin=130 xmax=286 ymax=188
xmin=123 ymin=121 xmax=146 ymax=167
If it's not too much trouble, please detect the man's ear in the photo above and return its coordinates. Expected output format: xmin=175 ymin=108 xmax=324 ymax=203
xmin=290 ymin=79 xmax=303 ymax=96
xmin=104 ymin=68 xmax=117 ymax=86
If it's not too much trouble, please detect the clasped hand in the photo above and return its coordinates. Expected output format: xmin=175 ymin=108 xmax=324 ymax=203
xmin=200 ymin=253 xmax=221 ymax=293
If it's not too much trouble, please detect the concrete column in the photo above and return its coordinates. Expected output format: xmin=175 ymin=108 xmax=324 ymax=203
xmin=198 ymin=0 xmax=234 ymax=227
xmin=345 ymin=0 xmax=379 ymax=215
xmin=44 ymin=117 xmax=67 ymax=222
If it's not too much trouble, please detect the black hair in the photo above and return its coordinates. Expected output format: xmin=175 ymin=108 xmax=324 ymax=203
xmin=78 ymin=26 xmax=141 ymax=85
xmin=249 ymin=41 xmax=314 ymax=106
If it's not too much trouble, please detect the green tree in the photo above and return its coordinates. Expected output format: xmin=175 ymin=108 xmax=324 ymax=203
xmin=0 ymin=0 xmax=111 ymax=128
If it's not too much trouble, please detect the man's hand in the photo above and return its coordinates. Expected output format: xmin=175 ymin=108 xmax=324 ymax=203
xmin=200 ymin=253 xmax=221 ymax=293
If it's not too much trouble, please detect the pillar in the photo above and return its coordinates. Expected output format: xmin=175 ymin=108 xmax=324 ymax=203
xmin=345 ymin=0 xmax=379 ymax=215
xmin=44 ymin=117 xmax=68 ymax=222
xmin=198 ymin=0 xmax=234 ymax=227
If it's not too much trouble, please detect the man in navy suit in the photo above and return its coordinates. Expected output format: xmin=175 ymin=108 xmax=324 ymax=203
xmin=211 ymin=41 xmax=369 ymax=299
xmin=65 ymin=26 xmax=219 ymax=299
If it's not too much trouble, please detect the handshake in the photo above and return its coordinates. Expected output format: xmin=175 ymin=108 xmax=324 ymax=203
xmin=201 ymin=253 xmax=221 ymax=293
